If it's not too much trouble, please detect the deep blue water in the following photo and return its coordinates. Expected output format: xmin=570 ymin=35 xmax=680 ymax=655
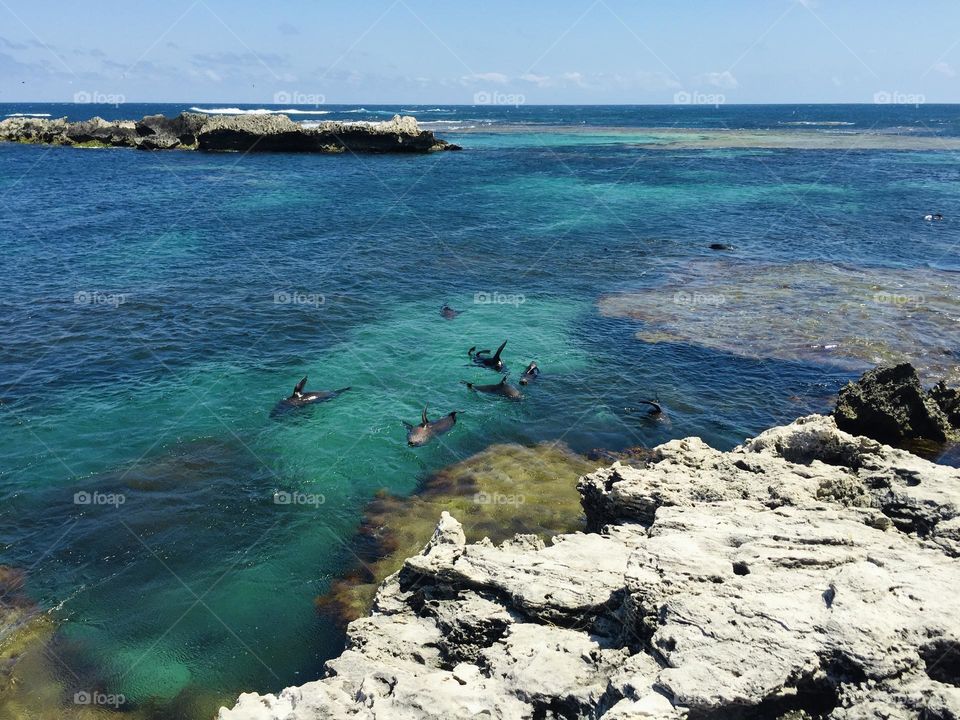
xmin=1 ymin=103 xmax=959 ymax=719
xmin=4 ymin=102 xmax=960 ymax=134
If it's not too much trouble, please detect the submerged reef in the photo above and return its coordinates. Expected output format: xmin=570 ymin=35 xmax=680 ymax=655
xmin=315 ymin=442 xmax=599 ymax=623
xmin=600 ymin=259 xmax=960 ymax=384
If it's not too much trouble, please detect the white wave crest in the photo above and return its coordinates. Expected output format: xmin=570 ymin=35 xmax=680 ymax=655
xmin=779 ymin=121 xmax=855 ymax=127
xmin=188 ymin=107 xmax=332 ymax=116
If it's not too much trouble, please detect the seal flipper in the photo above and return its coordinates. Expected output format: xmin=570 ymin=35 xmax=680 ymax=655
xmin=421 ymin=406 xmax=429 ymax=426
xmin=492 ymin=340 xmax=507 ymax=361
xmin=499 ymin=377 xmax=508 ymax=385
xmin=293 ymin=377 xmax=308 ymax=396
xmin=467 ymin=346 xmax=476 ymax=357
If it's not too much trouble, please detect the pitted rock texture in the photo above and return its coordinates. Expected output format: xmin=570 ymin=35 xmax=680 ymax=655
xmin=220 ymin=415 xmax=960 ymax=720
xmin=0 ymin=113 xmax=460 ymax=153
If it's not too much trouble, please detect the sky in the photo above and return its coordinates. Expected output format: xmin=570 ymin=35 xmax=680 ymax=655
xmin=1 ymin=0 xmax=959 ymax=105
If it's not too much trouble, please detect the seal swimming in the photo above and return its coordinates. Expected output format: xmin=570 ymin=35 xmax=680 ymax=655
xmin=272 ymin=377 xmax=351 ymax=416
xmin=404 ymin=406 xmax=461 ymax=447
xmin=518 ymin=361 xmax=540 ymax=386
xmin=634 ymin=399 xmax=663 ymax=416
xmin=461 ymin=376 xmax=522 ymax=401
xmin=468 ymin=340 xmax=508 ymax=372
xmin=440 ymin=304 xmax=460 ymax=320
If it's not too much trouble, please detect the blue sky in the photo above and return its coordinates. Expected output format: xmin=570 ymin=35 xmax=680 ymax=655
xmin=1 ymin=0 xmax=958 ymax=104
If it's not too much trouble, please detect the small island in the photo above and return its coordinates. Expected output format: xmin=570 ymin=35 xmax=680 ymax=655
xmin=0 ymin=112 xmax=461 ymax=154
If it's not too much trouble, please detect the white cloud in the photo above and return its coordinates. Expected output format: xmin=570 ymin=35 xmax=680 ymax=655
xmin=634 ymin=71 xmax=682 ymax=90
xmin=932 ymin=61 xmax=956 ymax=78
xmin=698 ymin=71 xmax=739 ymax=89
xmin=561 ymin=72 xmax=588 ymax=88
xmin=454 ymin=70 xmax=681 ymax=95
xmin=460 ymin=72 xmax=508 ymax=85
xmin=519 ymin=73 xmax=551 ymax=87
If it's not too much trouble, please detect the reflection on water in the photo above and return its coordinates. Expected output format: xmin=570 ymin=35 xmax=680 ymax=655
xmin=600 ymin=259 xmax=960 ymax=384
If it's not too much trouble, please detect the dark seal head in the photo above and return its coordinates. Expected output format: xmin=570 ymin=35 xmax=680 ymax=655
xmin=440 ymin=304 xmax=460 ymax=320
xmin=519 ymin=361 xmax=540 ymax=386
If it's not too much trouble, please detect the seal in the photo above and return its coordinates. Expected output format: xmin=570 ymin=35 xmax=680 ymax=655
xmin=468 ymin=340 xmax=508 ymax=372
xmin=440 ymin=304 xmax=460 ymax=320
xmin=404 ymin=406 xmax=461 ymax=447
xmin=518 ymin=361 xmax=540 ymax=386
xmin=272 ymin=377 xmax=351 ymax=416
xmin=461 ymin=377 xmax=522 ymax=401
xmin=634 ymin=399 xmax=663 ymax=415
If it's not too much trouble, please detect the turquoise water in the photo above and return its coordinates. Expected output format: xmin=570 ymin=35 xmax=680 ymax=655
xmin=2 ymin=103 xmax=960 ymax=718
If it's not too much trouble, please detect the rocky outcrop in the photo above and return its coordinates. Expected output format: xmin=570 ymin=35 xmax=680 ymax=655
xmin=0 ymin=113 xmax=460 ymax=153
xmin=834 ymin=363 xmax=960 ymax=445
xmin=219 ymin=415 xmax=960 ymax=720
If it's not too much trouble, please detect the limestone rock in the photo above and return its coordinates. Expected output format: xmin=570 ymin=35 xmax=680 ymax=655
xmin=219 ymin=415 xmax=960 ymax=720
xmin=0 ymin=112 xmax=460 ymax=154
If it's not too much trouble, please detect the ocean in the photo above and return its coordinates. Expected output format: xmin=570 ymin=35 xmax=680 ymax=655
xmin=1 ymin=103 xmax=958 ymax=718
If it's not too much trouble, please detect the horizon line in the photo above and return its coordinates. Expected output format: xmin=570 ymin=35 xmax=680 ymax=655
xmin=2 ymin=100 xmax=958 ymax=107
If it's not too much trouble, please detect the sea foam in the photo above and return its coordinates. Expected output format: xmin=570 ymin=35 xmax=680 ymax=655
xmin=188 ymin=107 xmax=331 ymax=115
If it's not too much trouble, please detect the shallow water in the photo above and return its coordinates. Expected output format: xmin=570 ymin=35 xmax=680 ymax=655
xmin=600 ymin=259 xmax=960 ymax=383
xmin=1 ymin=103 xmax=959 ymax=719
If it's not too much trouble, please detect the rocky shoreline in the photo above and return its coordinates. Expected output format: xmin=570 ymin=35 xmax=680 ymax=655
xmin=0 ymin=113 xmax=461 ymax=153
xmin=218 ymin=406 xmax=960 ymax=719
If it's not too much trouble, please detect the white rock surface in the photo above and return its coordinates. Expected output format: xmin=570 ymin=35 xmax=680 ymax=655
xmin=220 ymin=415 xmax=960 ymax=720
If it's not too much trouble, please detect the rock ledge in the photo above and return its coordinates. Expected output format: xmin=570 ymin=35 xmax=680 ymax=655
xmin=220 ymin=415 xmax=960 ymax=720
xmin=0 ymin=113 xmax=461 ymax=154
